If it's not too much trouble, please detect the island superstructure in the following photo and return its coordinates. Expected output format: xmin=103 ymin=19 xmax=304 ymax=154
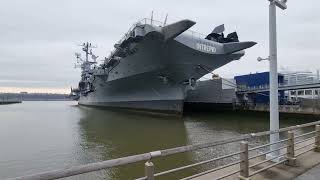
xmin=71 ymin=18 xmax=256 ymax=114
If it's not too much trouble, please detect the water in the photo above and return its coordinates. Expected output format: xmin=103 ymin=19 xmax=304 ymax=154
xmin=0 ymin=101 xmax=318 ymax=180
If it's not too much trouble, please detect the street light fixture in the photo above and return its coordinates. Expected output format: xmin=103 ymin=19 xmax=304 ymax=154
xmin=257 ymin=56 xmax=269 ymax=62
xmin=267 ymin=0 xmax=288 ymax=161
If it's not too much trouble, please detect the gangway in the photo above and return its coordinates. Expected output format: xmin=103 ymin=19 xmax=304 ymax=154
xmin=236 ymin=82 xmax=320 ymax=94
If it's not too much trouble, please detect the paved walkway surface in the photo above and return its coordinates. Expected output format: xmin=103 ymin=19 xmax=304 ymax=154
xmin=294 ymin=164 xmax=320 ymax=180
xmin=192 ymin=139 xmax=320 ymax=180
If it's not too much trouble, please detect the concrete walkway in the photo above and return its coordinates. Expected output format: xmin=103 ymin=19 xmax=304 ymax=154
xmin=294 ymin=164 xmax=320 ymax=180
xmin=192 ymin=139 xmax=320 ymax=180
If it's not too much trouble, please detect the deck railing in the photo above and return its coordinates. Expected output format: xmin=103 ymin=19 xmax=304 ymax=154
xmin=107 ymin=18 xmax=207 ymax=60
xmin=8 ymin=121 xmax=320 ymax=180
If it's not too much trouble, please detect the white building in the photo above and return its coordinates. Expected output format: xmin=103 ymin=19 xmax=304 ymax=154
xmin=282 ymin=71 xmax=320 ymax=101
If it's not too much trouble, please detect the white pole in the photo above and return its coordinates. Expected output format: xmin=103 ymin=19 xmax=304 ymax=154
xmin=151 ymin=11 xmax=154 ymax=25
xmin=268 ymin=1 xmax=280 ymax=158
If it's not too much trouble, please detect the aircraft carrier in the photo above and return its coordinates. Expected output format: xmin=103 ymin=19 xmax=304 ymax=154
xmin=71 ymin=18 xmax=256 ymax=115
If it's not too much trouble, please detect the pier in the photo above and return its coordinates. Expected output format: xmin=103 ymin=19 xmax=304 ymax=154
xmin=0 ymin=100 xmax=22 ymax=105
xmin=234 ymin=78 xmax=320 ymax=115
xmin=8 ymin=121 xmax=320 ymax=180
xmin=243 ymin=104 xmax=320 ymax=115
xmin=0 ymin=94 xmax=22 ymax=105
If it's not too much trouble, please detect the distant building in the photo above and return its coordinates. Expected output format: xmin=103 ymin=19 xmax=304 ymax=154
xmin=281 ymin=71 xmax=320 ymax=101
xmin=282 ymin=71 xmax=319 ymax=85
xmin=288 ymin=89 xmax=319 ymax=101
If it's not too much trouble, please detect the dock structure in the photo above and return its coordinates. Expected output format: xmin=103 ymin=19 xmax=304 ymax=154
xmin=0 ymin=100 xmax=22 ymax=105
xmin=184 ymin=79 xmax=236 ymax=112
xmin=234 ymin=72 xmax=320 ymax=105
xmin=0 ymin=94 xmax=22 ymax=105
xmin=7 ymin=121 xmax=320 ymax=180
xmin=234 ymin=73 xmax=320 ymax=115
xmin=242 ymin=104 xmax=320 ymax=115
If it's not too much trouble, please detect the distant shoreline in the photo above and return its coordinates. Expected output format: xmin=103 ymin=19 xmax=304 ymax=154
xmin=22 ymin=99 xmax=73 ymax=101
xmin=0 ymin=92 xmax=72 ymax=101
xmin=0 ymin=100 xmax=22 ymax=105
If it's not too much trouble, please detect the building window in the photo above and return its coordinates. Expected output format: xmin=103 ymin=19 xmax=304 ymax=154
xmin=305 ymin=90 xmax=312 ymax=95
xmin=315 ymin=90 xmax=319 ymax=95
xmin=298 ymin=90 xmax=304 ymax=95
xmin=290 ymin=91 xmax=296 ymax=95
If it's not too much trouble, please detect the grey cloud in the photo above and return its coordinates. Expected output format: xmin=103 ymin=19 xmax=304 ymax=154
xmin=0 ymin=0 xmax=319 ymax=91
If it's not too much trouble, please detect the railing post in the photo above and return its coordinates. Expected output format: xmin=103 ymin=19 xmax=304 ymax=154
xmin=239 ymin=141 xmax=250 ymax=180
xmin=315 ymin=125 xmax=320 ymax=152
xmin=145 ymin=161 xmax=154 ymax=180
xmin=286 ymin=131 xmax=296 ymax=166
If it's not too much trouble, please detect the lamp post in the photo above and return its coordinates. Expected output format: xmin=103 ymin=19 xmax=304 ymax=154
xmin=259 ymin=0 xmax=287 ymax=160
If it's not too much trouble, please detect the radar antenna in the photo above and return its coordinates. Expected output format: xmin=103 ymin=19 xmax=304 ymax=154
xmin=74 ymin=42 xmax=98 ymax=71
xmin=78 ymin=42 xmax=97 ymax=62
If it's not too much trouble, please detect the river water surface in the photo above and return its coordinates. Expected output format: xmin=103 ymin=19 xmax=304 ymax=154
xmin=0 ymin=101 xmax=318 ymax=180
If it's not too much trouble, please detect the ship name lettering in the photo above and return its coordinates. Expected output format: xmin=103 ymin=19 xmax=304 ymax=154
xmin=196 ymin=43 xmax=216 ymax=53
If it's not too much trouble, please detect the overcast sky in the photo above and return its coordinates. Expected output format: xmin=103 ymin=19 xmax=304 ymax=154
xmin=0 ymin=0 xmax=319 ymax=93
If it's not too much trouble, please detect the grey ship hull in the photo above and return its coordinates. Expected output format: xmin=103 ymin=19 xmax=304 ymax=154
xmin=78 ymin=72 xmax=185 ymax=114
xmin=77 ymin=20 xmax=255 ymax=115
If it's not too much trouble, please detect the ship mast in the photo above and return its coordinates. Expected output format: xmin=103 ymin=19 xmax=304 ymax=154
xmin=72 ymin=42 xmax=99 ymax=95
xmin=83 ymin=42 xmax=92 ymax=62
xmin=75 ymin=42 xmax=98 ymax=74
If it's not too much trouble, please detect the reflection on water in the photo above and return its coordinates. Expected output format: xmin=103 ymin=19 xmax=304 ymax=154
xmin=0 ymin=102 xmax=318 ymax=180
xmin=77 ymin=106 xmax=192 ymax=180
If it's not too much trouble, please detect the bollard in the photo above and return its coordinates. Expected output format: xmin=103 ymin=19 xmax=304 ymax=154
xmin=286 ymin=131 xmax=296 ymax=166
xmin=145 ymin=161 xmax=154 ymax=180
xmin=239 ymin=141 xmax=250 ymax=180
xmin=315 ymin=125 xmax=320 ymax=152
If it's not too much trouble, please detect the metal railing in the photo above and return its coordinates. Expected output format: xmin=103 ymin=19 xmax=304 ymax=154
xmin=8 ymin=121 xmax=320 ymax=180
xmin=107 ymin=18 xmax=207 ymax=60
xmin=185 ymin=29 xmax=207 ymax=41
xmin=115 ymin=18 xmax=164 ymax=46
